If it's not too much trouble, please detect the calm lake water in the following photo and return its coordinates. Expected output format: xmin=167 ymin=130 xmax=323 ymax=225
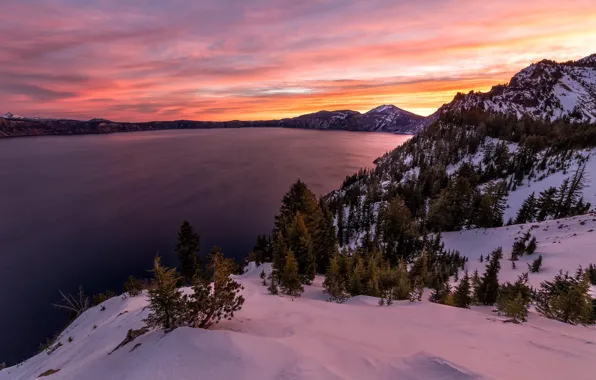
xmin=0 ymin=128 xmax=410 ymax=364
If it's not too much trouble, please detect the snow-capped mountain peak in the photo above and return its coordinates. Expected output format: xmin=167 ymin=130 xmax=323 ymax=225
xmin=367 ymin=104 xmax=402 ymax=114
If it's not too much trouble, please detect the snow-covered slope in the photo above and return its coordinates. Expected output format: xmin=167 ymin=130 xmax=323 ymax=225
xmin=3 ymin=256 xmax=596 ymax=380
xmin=443 ymin=213 xmax=596 ymax=290
xmin=439 ymin=54 xmax=596 ymax=123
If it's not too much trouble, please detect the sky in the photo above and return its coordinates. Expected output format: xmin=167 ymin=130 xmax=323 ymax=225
xmin=1 ymin=0 xmax=595 ymax=122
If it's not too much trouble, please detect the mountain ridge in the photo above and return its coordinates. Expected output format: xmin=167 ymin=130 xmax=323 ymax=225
xmin=436 ymin=54 xmax=596 ymax=123
xmin=0 ymin=104 xmax=425 ymax=138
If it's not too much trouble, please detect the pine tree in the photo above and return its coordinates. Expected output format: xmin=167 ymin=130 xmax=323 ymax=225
xmin=587 ymin=264 xmax=596 ymax=286
xmin=184 ymin=251 xmax=245 ymax=329
xmin=528 ymin=255 xmax=543 ymax=273
xmin=323 ymin=254 xmax=348 ymax=302
xmin=497 ymin=273 xmax=532 ymax=322
xmin=479 ymin=254 xmax=483 ymax=263
xmin=378 ymin=196 xmax=418 ymax=264
xmin=124 ymin=275 xmax=143 ymax=297
xmin=145 ymin=256 xmax=185 ymax=331
xmin=280 ymin=251 xmax=303 ymax=298
xmin=429 ymin=276 xmax=451 ymax=305
xmin=536 ymin=187 xmax=558 ymax=221
xmin=409 ymin=250 xmax=429 ymax=286
xmin=392 ymin=259 xmax=411 ymax=301
xmin=536 ymin=270 xmax=594 ymax=325
xmin=510 ymin=239 xmax=524 ymax=261
xmin=526 ymin=237 xmax=537 ymax=255
xmin=175 ymin=220 xmax=200 ymax=284
xmin=409 ymin=277 xmax=424 ymax=302
xmin=453 ymin=270 xmax=472 ymax=308
xmin=477 ymin=247 xmax=502 ymax=305
xmin=336 ymin=207 xmax=345 ymax=246
xmin=365 ymin=254 xmax=381 ymax=297
xmin=471 ymin=269 xmax=481 ymax=304
xmin=348 ymin=257 xmax=366 ymax=296
xmin=316 ymin=200 xmax=339 ymax=274
xmin=514 ymin=192 xmax=537 ymax=224
xmin=267 ymin=271 xmax=279 ymax=295
xmin=286 ymin=213 xmax=316 ymax=284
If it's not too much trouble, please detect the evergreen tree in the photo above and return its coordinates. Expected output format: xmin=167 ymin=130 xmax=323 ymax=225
xmin=175 ymin=220 xmax=200 ymax=284
xmin=280 ymin=251 xmax=303 ymax=298
xmin=409 ymin=278 xmax=424 ymax=302
xmin=378 ymin=196 xmax=419 ymax=264
xmin=124 ymin=275 xmax=143 ymax=297
xmin=453 ymin=270 xmax=472 ymax=308
xmin=348 ymin=257 xmax=366 ymax=296
xmin=409 ymin=250 xmax=429 ymax=286
xmin=267 ymin=271 xmax=279 ymax=295
xmin=485 ymin=180 xmax=508 ymax=227
xmin=336 ymin=207 xmax=345 ymax=246
xmin=497 ymin=273 xmax=532 ymax=322
xmin=323 ymin=255 xmax=348 ymax=302
xmin=528 ymin=255 xmax=543 ymax=273
xmin=471 ymin=269 xmax=481 ymax=304
xmin=429 ymin=276 xmax=451 ymax=305
xmin=392 ymin=259 xmax=411 ymax=300
xmin=273 ymin=180 xmax=333 ymax=277
xmin=184 ymin=251 xmax=245 ymax=329
xmin=536 ymin=187 xmax=558 ymax=221
xmin=556 ymin=165 xmax=587 ymax=218
xmin=536 ymin=271 xmax=593 ymax=325
xmin=285 ymin=213 xmax=316 ymax=284
xmin=587 ymin=264 xmax=596 ymax=286
xmin=514 ymin=192 xmax=537 ymax=224
xmin=316 ymin=200 xmax=339 ymax=274
xmin=145 ymin=256 xmax=185 ymax=331
xmin=526 ymin=236 xmax=537 ymax=255
xmin=252 ymin=235 xmax=272 ymax=265
xmin=477 ymin=247 xmax=503 ymax=305
xmin=365 ymin=253 xmax=381 ymax=297
xmin=379 ymin=264 xmax=396 ymax=305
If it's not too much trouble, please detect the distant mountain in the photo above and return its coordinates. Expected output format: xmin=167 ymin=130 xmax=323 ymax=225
xmin=437 ymin=54 xmax=596 ymax=123
xmin=0 ymin=105 xmax=425 ymax=138
xmin=279 ymin=105 xmax=425 ymax=133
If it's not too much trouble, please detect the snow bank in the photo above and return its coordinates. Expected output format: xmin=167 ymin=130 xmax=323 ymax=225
xmin=3 ymin=251 xmax=596 ymax=380
xmin=443 ymin=213 xmax=596 ymax=290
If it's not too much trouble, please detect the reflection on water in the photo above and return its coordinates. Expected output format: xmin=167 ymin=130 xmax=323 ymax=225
xmin=0 ymin=128 xmax=410 ymax=363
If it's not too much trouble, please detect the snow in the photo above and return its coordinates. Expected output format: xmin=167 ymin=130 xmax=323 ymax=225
xmin=442 ymin=213 xmax=596 ymax=291
xmin=503 ymin=149 xmax=596 ymax=222
xmin=4 ymin=246 xmax=596 ymax=380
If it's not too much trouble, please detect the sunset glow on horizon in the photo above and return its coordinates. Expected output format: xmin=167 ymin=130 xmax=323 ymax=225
xmin=1 ymin=0 xmax=595 ymax=122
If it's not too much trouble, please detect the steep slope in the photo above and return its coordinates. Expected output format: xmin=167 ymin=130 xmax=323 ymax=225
xmin=443 ymin=213 xmax=596 ymax=290
xmin=327 ymin=107 xmax=596 ymax=251
xmin=2 ymin=257 xmax=595 ymax=380
xmin=438 ymin=55 xmax=596 ymax=123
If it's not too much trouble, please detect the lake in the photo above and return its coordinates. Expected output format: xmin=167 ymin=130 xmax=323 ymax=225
xmin=0 ymin=128 xmax=410 ymax=364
